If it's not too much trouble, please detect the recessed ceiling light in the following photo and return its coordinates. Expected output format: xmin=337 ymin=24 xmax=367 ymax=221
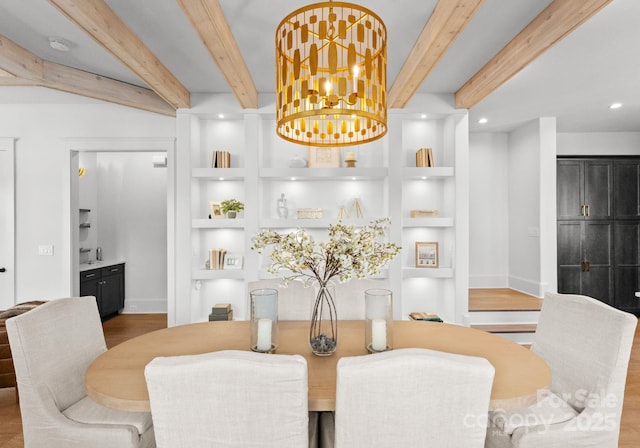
xmin=420 ymin=114 xmax=427 ymax=119
xmin=49 ymin=37 xmax=70 ymax=52
xmin=478 ymin=117 xmax=488 ymax=124
xmin=218 ymin=113 xmax=225 ymax=119
xmin=609 ymin=102 xmax=623 ymax=110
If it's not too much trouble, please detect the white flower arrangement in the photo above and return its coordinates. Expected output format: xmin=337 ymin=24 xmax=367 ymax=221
xmin=251 ymin=218 xmax=401 ymax=287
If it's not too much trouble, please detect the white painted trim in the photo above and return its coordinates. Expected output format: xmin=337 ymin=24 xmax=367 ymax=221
xmin=508 ymin=275 xmax=546 ymax=298
xmin=0 ymin=138 xmax=15 ymax=308
xmin=469 ymin=275 xmax=509 ymax=288
xmin=121 ymin=298 xmax=168 ymax=314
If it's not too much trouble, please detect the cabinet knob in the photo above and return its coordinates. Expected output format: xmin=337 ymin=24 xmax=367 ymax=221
xmin=0 ymin=267 xmax=6 ymax=273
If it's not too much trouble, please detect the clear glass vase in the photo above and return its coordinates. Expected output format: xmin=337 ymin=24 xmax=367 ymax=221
xmin=309 ymin=283 xmax=338 ymax=356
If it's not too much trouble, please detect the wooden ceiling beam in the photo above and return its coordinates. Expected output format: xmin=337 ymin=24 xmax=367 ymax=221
xmin=42 ymin=62 xmax=176 ymax=116
xmin=389 ymin=0 xmax=484 ymax=109
xmin=0 ymin=34 xmax=44 ymax=81
xmin=0 ymin=34 xmax=175 ymax=116
xmin=177 ymin=0 xmax=258 ymax=109
xmin=47 ymin=0 xmax=190 ymax=109
xmin=455 ymin=0 xmax=613 ymax=109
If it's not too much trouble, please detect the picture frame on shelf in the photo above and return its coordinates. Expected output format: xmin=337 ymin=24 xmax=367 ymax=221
xmin=308 ymin=147 xmax=340 ymax=168
xmin=224 ymin=254 xmax=244 ymax=270
xmin=415 ymin=242 xmax=439 ymax=268
xmin=209 ymin=201 xmax=223 ymax=219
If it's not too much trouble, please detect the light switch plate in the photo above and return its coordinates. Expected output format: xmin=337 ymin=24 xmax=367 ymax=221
xmin=38 ymin=245 xmax=54 ymax=256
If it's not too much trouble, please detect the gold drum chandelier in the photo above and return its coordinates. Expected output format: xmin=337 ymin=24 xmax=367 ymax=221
xmin=276 ymin=1 xmax=387 ymax=147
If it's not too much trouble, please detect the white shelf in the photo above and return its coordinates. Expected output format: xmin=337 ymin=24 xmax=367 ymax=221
xmin=192 ymin=168 xmax=244 ymax=180
xmin=192 ymin=219 xmax=245 ymax=229
xmin=403 ymin=167 xmax=454 ymax=179
xmin=259 ymin=268 xmax=388 ymax=279
xmin=402 ymin=267 xmax=454 ymax=279
xmin=403 ymin=218 xmax=454 ymax=228
xmin=192 ymin=270 xmax=244 ymax=280
xmin=260 ymin=167 xmax=387 ymax=180
xmin=260 ymin=218 xmax=383 ymax=229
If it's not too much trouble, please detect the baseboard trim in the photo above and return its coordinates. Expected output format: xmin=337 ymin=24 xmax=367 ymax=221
xmin=469 ymin=275 xmax=509 ymax=288
xmin=122 ymin=298 xmax=167 ymax=314
xmin=508 ymin=276 xmax=546 ymax=298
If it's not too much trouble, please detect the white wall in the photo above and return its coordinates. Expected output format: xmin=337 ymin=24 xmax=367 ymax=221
xmin=469 ymin=133 xmax=509 ymax=287
xmin=508 ymin=119 xmax=557 ymax=297
xmin=97 ymin=153 xmax=167 ymax=312
xmin=78 ymin=152 xmax=98 ymax=263
xmin=558 ymin=132 xmax=640 ymax=156
xmin=0 ymin=90 xmax=175 ymax=304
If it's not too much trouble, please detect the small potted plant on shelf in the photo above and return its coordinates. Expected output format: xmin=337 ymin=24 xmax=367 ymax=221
xmin=220 ymin=199 xmax=244 ymax=218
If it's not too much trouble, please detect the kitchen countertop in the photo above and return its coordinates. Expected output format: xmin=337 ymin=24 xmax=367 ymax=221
xmin=80 ymin=259 xmax=126 ymax=272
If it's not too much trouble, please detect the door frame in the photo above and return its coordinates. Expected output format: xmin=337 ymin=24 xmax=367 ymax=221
xmin=65 ymin=138 xmax=176 ymax=324
xmin=0 ymin=138 xmax=15 ymax=309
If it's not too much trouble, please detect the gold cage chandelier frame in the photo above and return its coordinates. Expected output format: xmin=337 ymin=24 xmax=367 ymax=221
xmin=276 ymin=1 xmax=387 ymax=147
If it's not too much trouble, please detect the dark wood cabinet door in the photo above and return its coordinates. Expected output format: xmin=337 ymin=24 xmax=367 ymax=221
xmin=614 ymin=160 xmax=640 ymax=219
xmin=614 ymin=222 xmax=640 ymax=312
xmin=557 ymin=160 xmax=584 ymax=219
xmin=100 ymin=274 xmax=124 ymax=317
xmin=100 ymin=264 xmax=125 ymax=317
xmin=80 ymin=268 xmax=102 ymax=314
xmin=557 ymin=221 xmax=584 ymax=294
xmin=583 ymin=222 xmax=614 ymax=304
xmin=583 ymin=160 xmax=612 ymax=219
xmin=557 ymin=221 xmax=614 ymax=305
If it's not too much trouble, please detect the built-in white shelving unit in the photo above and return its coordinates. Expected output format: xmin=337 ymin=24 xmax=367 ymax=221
xmin=176 ymin=94 xmax=469 ymax=325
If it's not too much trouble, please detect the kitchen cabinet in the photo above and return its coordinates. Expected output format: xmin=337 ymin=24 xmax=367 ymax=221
xmin=557 ymin=159 xmax=612 ymax=220
xmin=557 ymin=157 xmax=640 ymax=314
xmin=80 ymin=263 xmax=125 ymax=319
xmin=614 ymin=160 xmax=640 ymax=219
xmin=557 ymin=221 xmax=613 ymax=304
xmin=614 ymin=222 xmax=640 ymax=313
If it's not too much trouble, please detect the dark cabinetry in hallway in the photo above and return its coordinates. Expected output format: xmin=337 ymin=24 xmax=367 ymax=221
xmin=557 ymin=158 xmax=640 ymax=314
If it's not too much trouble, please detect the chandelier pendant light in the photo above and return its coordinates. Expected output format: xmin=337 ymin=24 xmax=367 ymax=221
xmin=276 ymin=1 xmax=387 ymax=147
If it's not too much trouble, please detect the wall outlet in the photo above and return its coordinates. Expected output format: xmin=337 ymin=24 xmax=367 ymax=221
xmin=38 ymin=245 xmax=54 ymax=256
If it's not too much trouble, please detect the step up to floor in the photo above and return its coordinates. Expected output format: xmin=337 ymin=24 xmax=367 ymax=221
xmin=470 ymin=323 xmax=537 ymax=345
xmin=470 ymin=323 xmax=537 ymax=333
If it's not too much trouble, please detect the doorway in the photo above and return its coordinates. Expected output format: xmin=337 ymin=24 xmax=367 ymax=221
xmin=0 ymin=138 xmax=15 ymax=309
xmin=67 ymin=138 xmax=175 ymax=321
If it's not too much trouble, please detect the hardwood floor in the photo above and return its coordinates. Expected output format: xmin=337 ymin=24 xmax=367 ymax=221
xmin=1 ymin=302 xmax=639 ymax=447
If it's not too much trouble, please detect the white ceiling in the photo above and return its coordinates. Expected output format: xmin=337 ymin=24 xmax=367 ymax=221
xmin=0 ymin=0 xmax=638 ymax=134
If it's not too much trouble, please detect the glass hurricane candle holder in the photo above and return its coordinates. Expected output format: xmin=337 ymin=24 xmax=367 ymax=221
xmin=250 ymin=288 xmax=278 ymax=353
xmin=365 ymin=289 xmax=393 ymax=353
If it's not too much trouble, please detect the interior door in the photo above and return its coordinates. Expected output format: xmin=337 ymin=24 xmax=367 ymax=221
xmin=0 ymin=139 xmax=15 ymax=309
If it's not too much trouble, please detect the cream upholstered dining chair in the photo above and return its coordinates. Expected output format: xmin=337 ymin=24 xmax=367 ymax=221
xmin=144 ymin=350 xmax=309 ymax=448
xmin=6 ymin=297 xmax=155 ymax=448
xmin=334 ymin=348 xmax=495 ymax=448
xmin=485 ymin=292 xmax=637 ymax=448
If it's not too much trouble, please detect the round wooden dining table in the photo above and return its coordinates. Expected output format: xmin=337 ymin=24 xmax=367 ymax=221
xmin=86 ymin=320 xmax=551 ymax=413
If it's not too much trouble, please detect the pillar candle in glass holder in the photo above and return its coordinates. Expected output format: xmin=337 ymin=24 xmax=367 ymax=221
xmin=365 ymin=289 xmax=393 ymax=353
xmin=250 ymin=289 xmax=278 ymax=353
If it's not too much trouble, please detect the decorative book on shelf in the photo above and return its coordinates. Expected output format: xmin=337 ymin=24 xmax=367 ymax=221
xmin=416 ymin=148 xmax=434 ymax=167
xmin=409 ymin=312 xmax=443 ymax=322
xmin=209 ymin=248 xmax=227 ymax=270
xmin=209 ymin=303 xmax=233 ymax=321
xmin=297 ymin=208 xmax=323 ymax=219
xmin=410 ymin=209 xmax=439 ymax=218
xmin=212 ymin=150 xmax=231 ymax=168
